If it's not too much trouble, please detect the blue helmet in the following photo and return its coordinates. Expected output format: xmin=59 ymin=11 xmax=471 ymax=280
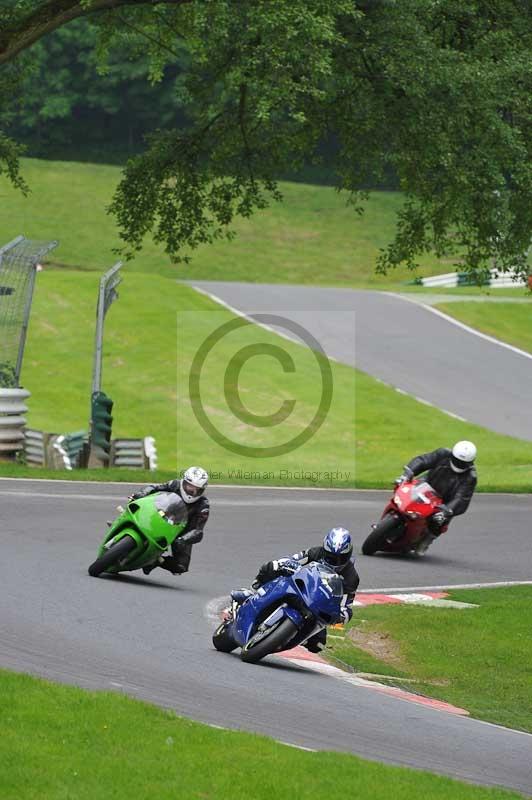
xmin=323 ymin=527 xmax=353 ymax=569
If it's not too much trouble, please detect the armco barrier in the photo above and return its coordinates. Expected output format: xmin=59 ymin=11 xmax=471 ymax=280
xmin=110 ymin=438 xmax=158 ymax=470
xmin=24 ymin=430 xmax=157 ymax=470
xmin=410 ymin=269 xmax=527 ymax=289
xmin=62 ymin=430 xmax=87 ymax=468
xmin=47 ymin=435 xmax=72 ymax=470
xmin=144 ymin=436 xmax=158 ymax=470
xmin=25 ymin=428 xmax=46 ymax=465
xmin=25 ymin=428 xmax=88 ymax=469
xmin=0 ymin=387 xmax=30 ymax=456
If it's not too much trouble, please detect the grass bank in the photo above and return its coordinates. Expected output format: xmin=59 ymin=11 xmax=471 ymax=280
xmin=1 ymin=157 xmax=451 ymax=287
xmin=2 ymin=270 xmax=531 ymax=489
xmin=435 ymin=303 xmax=532 ymax=354
xmin=329 ymin=586 xmax=532 ymax=732
xmin=0 ymin=669 xmax=524 ymax=800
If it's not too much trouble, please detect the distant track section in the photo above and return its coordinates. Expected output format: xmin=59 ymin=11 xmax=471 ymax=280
xmin=188 ymin=281 xmax=532 ymax=441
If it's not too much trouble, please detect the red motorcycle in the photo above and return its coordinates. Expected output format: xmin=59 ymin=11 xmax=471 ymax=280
xmin=362 ymin=479 xmax=448 ymax=556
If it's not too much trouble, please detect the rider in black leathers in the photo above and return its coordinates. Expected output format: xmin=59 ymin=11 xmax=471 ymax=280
xmin=251 ymin=528 xmax=360 ymax=653
xmin=396 ymin=442 xmax=477 ymax=542
xmin=130 ymin=467 xmax=210 ymax=575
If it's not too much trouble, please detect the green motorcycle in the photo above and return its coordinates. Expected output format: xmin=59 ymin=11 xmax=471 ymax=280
xmin=88 ymin=492 xmax=188 ymax=577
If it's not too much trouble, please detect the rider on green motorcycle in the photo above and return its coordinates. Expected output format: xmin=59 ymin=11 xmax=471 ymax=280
xmin=129 ymin=466 xmax=210 ymax=576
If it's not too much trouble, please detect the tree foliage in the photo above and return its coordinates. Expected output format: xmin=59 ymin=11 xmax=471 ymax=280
xmin=1 ymin=0 xmax=531 ymax=278
xmin=2 ymin=18 xmax=188 ymax=160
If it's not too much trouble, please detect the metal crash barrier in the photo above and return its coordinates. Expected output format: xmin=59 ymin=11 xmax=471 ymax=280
xmin=109 ymin=437 xmax=158 ymax=470
xmin=25 ymin=430 xmax=157 ymax=471
xmin=0 ymin=388 xmax=30 ymax=455
xmin=25 ymin=429 xmax=88 ymax=470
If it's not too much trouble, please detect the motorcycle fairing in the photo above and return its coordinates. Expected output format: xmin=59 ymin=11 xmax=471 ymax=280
xmin=232 ymin=562 xmax=342 ymax=648
xmin=96 ymin=492 xmax=188 ymax=572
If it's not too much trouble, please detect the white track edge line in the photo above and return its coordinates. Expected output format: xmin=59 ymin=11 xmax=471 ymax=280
xmin=194 ymin=285 xmax=475 ymax=421
xmin=0 ymin=476 xmax=530 ymax=498
xmin=191 ymin=284 xmax=345 ymax=364
xmin=388 ymin=292 xmax=532 ymax=362
xmin=363 ymin=580 xmax=532 ymax=592
xmin=205 ymin=722 xmax=317 ymax=750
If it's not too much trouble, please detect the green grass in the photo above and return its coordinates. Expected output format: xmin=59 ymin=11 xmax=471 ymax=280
xmin=1 ymin=157 xmax=456 ymax=288
xmin=328 ymin=586 xmax=532 ymax=732
xmin=0 ymin=669 xmax=524 ymax=800
xmin=436 ymin=303 xmax=532 ymax=354
xmin=1 ymin=269 xmax=530 ymax=489
xmin=2 ymin=158 xmax=531 ymax=488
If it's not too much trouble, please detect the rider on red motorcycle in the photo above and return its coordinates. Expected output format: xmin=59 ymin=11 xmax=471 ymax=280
xmin=396 ymin=441 xmax=477 ymax=550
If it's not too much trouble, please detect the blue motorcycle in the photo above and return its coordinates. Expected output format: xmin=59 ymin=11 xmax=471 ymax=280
xmin=212 ymin=560 xmax=344 ymax=663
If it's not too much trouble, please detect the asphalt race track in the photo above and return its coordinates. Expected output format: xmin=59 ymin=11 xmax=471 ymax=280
xmin=1 ymin=479 xmax=531 ymax=794
xmin=188 ymin=281 xmax=532 ymax=442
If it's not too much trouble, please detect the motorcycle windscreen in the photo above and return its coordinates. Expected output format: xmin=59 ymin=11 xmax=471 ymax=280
xmin=306 ymin=563 xmax=344 ymax=597
xmin=153 ymin=492 xmax=188 ymax=526
xmin=294 ymin=564 xmax=343 ymax=622
xmin=410 ymin=481 xmax=437 ymax=504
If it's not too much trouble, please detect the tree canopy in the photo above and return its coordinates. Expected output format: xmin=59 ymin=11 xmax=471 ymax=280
xmin=1 ymin=0 xmax=531 ymax=278
xmin=1 ymin=18 xmax=188 ymax=161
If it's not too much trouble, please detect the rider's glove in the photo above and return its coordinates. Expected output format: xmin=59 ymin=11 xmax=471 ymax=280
xmin=432 ymin=506 xmax=452 ymax=526
xmin=276 ymin=558 xmax=299 ymax=575
xmin=179 ymin=528 xmax=203 ymax=545
xmin=394 ymin=467 xmax=413 ymax=487
xmin=129 ymin=487 xmax=154 ymax=502
xmin=336 ymin=606 xmax=353 ymax=625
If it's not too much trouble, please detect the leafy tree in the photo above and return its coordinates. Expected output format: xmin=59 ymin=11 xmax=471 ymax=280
xmin=2 ymin=19 xmax=187 ymax=161
xmin=1 ymin=0 xmax=531 ymax=279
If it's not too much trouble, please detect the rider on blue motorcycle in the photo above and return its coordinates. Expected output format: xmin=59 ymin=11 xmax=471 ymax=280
xmin=250 ymin=527 xmax=359 ymax=653
xmin=128 ymin=466 xmax=210 ymax=576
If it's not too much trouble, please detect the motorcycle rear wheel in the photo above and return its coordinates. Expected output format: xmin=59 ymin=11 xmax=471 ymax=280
xmin=240 ymin=617 xmax=298 ymax=664
xmin=362 ymin=514 xmax=403 ymax=555
xmin=88 ymin=534 xmax=137 ymax=577
xmin=212 ymin=622 xmax=238 ymax=653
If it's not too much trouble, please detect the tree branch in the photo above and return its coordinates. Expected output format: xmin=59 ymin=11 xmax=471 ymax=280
xmin=114 ymin=11 xmax=182 ymax=60
xmin=0 ymin=0 xmax=191 ymax=66
xmin=238 ymin=83 xmax=256 ymax=185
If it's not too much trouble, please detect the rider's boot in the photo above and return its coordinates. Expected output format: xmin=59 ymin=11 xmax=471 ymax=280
xmin=142 ymin=556 xmax=164 ymax=575
xmin=415 ymin=532 xmax=437 ymax=556
xmin=230 ymin=587 xmax=255 ymax=604
xmin=304 ymin=628 xmax=327 ymax=653
xmin=228 ymin=587 xmax=256 ymax=619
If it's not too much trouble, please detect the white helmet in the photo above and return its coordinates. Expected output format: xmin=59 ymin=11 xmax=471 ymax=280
xmin=180 ymin=466 xmax=209 ymax=503
xmin=450 ymin=441 xmax=476 ymax=473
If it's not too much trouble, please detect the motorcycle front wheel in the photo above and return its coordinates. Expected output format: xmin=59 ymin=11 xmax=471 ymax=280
xmin=240 ymin=617 xmax=298 ymax=664
xmin=362 ymin=514 xmax=403 ymax=555
xmin=88 ymin=534 xmax=137 ymax=577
